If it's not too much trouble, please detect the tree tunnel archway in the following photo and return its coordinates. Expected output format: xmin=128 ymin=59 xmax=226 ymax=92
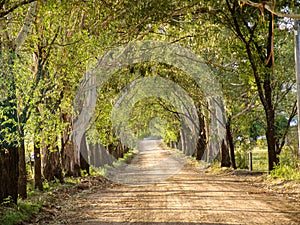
xmin=73 ymin=40 xmax=226 ymax=167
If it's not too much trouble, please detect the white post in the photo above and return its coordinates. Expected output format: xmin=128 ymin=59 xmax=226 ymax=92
xmin=295 ymin=20 xmax=300 ymax=160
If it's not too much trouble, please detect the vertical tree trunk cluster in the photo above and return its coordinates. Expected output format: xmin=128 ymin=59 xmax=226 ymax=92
xmin=42 ymin=142 xmax=64 ymax=183
xmin=34 ymin=140 xmax=43 ymax=191
xmin=18 ymin=140 xmax=27 ymax=199
xmin=226 ymin=117 xmax=237 ymax=169
xmin=0 ymin=146 xmax=19 ymax=203
xmin=193 ymin=114 xmax=206 ymax=160
xmin=61 ymin=113 xmax=80 ymax=177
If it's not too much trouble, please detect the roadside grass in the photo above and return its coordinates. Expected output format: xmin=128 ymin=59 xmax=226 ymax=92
xmin=0 ymin=176 xmax=82 ymax=225
xmin=0 ymin=201 xmax=40 ymax=225
xmin=0 ymin=167 xmax=105 ymax=225
xmin=208 ymin=145 xmax=300 ymax=181
xmin=270 ymin=146 xmax=300 ymax=181
xmin=111 ymin=149 xmax=137 ymax=168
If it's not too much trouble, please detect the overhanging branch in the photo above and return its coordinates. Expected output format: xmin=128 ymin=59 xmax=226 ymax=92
xmin=0 ymin=0 xmax=36 ymax=18
xmin=239 ymin=0 xmax=300 ymax=19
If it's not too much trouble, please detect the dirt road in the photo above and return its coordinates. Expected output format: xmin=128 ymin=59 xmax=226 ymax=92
xmin=41 ymin=139 xmax=300 ymax=225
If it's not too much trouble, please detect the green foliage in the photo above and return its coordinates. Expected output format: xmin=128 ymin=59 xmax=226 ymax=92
xmin=0 ymin=175 xmax=84 ymax=225
xmin=235 ymin=138 xmax=269 ymax=171
xmin=89 ymin=166 xmax=107 ymax=177
xmin=80 ymin=170 xmax=89 ymax=177
xmin=235 ymin=148 xmax=249 ymax=170
xmin=234 ymin=137 xmax=250 ymax=169
xmin=1 ymin=197 xmax=14 ymax=207
xmin=1 ymin=0 xmax=300 ymax=209
xmin=42 ymin=180 xmax=50 ymax=191
xmin=271 ymin=164 xmax=300 ymax=181
xmin=0 ymin=202 xmax=40 ymax=225
xmin=271 ymin=146 xmax=300 ymax=180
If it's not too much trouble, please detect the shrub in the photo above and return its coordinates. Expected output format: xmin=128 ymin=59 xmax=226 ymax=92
xmin=270 ymin=146 xmax=300 ymax=181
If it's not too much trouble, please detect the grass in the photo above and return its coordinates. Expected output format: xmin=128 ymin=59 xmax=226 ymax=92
xmin=270 ymin=146 xmax=300 ymax=181
xmin=230 ymin=144 xmax=300 ymax=182
xmin=251 ymin=147 xmax=268 ymax=172
xmin=111 ymin=149 xmax=137 ymax=168
xmin=0 ymin=173 xmax=91 ymax=225
xmin=235 ymin=145 xmax=268 ymax=172
xmin=0 ymin=201 xmax=40 ymax=225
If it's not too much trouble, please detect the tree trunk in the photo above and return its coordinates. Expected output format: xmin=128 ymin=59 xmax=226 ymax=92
xmin=0 ymin=95 xmax=20 ymax=203
xmin=99 ymin=143 xmax=114 ymax=166
xmin=42 ymin=140 xmax=64 ymax=183
xmin=18 ymin=140 xmax=27 ymax=199
xmin=264 ymin=11 xmax=278 ymax=171
xmin=194 ymin=114 xmax=206 ymax=160
xmin=89 ymin=142 xmax=96 ymax=166
xmin=220 ymin=139 xmax=231 ymax=167
xmin=0 ymin=2 xmax=37 ymax=204
xmin=265 ymin=108 xmax=278 ymax=171
xmin=61 ymin=113 xmax=80 ymax=177
xmin=106 ymin=145 xmax=116 ymax=165
xmin=180 ymin=128 xmax=187 ymax=154
xmin=97 ymin=143 xmax=105 ymax=166
xmin=226 ymin=117 xmax=237 ymax=169
xmin=80 ymin=133 xmax=89 ymax=175
xmin=107 ymin=143 xmax=118 ymax=159
xmin=0 ymin=146 xmax=19 ymax=204
xmin=34 ymin=139 xmax=43 ymax=191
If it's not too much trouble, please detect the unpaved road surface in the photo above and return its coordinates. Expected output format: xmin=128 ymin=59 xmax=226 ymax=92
xmin=39 ymin=139 xmax=300 ymax=225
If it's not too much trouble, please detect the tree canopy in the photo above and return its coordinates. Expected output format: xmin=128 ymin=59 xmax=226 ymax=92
xmin=0 ymin=0 xmax=299 ymax=204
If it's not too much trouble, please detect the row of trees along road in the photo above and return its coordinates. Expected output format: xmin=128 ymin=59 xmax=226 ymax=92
xmin=0 ymin=0 xmax=299 ymax=204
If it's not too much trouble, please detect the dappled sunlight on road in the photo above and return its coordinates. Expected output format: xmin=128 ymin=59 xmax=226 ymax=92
xmin=42 ymin=139 xmax=300 ymax=225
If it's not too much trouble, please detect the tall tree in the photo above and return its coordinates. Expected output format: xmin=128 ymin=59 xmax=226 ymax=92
xmin=190 ymin=0 xmax=297 ymax=170
xmin=0 ymin=1 xmax=37 ymax=202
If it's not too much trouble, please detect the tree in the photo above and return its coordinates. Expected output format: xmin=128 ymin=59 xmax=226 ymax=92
xmin=189 ymin=0 xmax=297 ymax=170
xmin=0 ymin=1 xmax=37 ymax=202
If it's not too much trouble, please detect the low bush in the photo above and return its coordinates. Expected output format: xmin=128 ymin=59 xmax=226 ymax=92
xmin=270 ymin=146 xmax=300 ymax=181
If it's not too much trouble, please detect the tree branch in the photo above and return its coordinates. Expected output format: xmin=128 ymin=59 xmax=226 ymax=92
xmin=240 ymin=0 xmax=300 ymax=19
xmin=0 ymin=0 xmax=36 ymax=18
xmin=231 ymin=95 xmax=256 ymax=120
xmin=277 ymin=100 xmax=297 ymax=153
xmin=15 ymin=1 xmax=37 ymax=51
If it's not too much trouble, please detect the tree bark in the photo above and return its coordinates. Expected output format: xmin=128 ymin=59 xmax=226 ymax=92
xmin=264 ymin=11 xmax=278 ymax=171
xmin=18 ymin=140 xmax=27 ymax=199
xmin=89 ymin=142 xmax=96 ymax=167
xmin=220 ymin=139 xmax=231 ymax=167
xmin=80 ymin=133 xmax=89 ymax=175
xmin=0 ymin=146 xmax=19 ymax=204
xmin=61 ymin=113 xmax=80 ymax=177
xmin=34 ymin=139 xmax=43 ymax=191
xmin=194 ymin=114 xmax=206 ymax=160
xmin=226 ymin=117 xmax=237 ymax=169
xmin=42 ymin=140 xmax=64 ymax=183
xmin=265 ymin=107 xmax=278 ymax=170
